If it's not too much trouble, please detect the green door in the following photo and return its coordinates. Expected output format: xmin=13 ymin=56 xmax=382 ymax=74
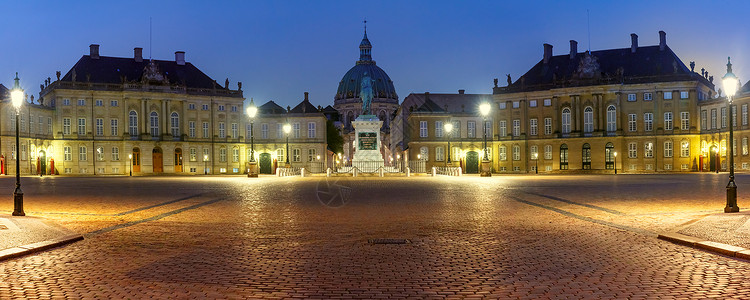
xmin=465 ymin=151 xmax=479 ymax=174
xmin=259 ymin=153 xmax=272 ymax=174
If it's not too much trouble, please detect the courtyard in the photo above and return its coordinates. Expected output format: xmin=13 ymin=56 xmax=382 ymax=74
xmin=1 ymin=174 xmax=750 ymax=298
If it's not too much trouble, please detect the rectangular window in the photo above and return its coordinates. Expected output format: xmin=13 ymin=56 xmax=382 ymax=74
xmin=529 ymin=119 xmax=537 ymax=136
xmin=498 ymin=146 xmax=507 ymax=161
xmin=112 ymin=147 xmax=120 ymax=161
xmin=512 ymin=145 xmax=520 ymax=161
xmin=544 ymin=118 xmax=552 ymax=135
xmin=110 ymin=100 xmax=118 ymax=107
xmin=512 ymin=102 xmax=519 ymax=108
xmin=743 ymin=104 xmax=748 ymax=126
xmin=664 ymin=141 xmax=673 ymax=158
xmin=721 ymin=107 xmax=727 ymax=128
xmin=711 ymin=109 xmax=717 ymax=129
xmin=38 ymin=116 xmax=43 ymax=134
xmin=498 ymin=102 xmax=506 ymax=110
xmin=220 ymin=148 xmax=227 ymax=162
xmin=202 ymin=104 xmax=209 ymax=111
xmin=512 ymin=119 xmax=520 ymax=137
xmin=218 ymin=105 xmax=225 ymax=111
xmin=419 ymin=121 xmax=428 ymax=138
xmin=644 ymin=113 xmax=653 ymax=132
xmin=219 ymin=122 xmax=226 ymax=138
xmin=529 ymin=100 xmax=537 ymax=107
xmin=110 ymin=119 xmax=119 ymax=136
xmin=701 ymin=110 xmax=707 ymax=130
xmin=293 ymin=123 xmax=300 ymax=138
xmin=63 ymin=118 xmax=71 ymax=135
xmin=435 ymin=121 xmax=443 ymax=138
xmin=231 ymin=106 xmax=238 ymax=112
xmin=261 ymin=123 xmax=268 ymax=139
xmin=543 ymin=99 xmax=551 ymax=106
xmin=63 ymin=99 xmax=70 ymax=106
xmin=467 ymin=121 xmax=476 ymax=138
xmin=48 ymin=117 xmax=52 ymax=135
xmin=627 ymin=93 xmax=636 ymax=101
xmin=95 ymin=99 xmax=103 ymax=106
xmin=664 ymin=112 xmax=673 ymax=130
xmin=277 ymin=123 xmax=284 ymax=139
xmin=645 ymin=142 xmax=654 ymax=158
xmin=733 ymin=105 xmax=737 ymax=128
xmin=79 ymin=146 xmax=87 ymax=161
xmin=644 ymin=93 xmax=652 ymax=101
xmin=231 ymin=123 xmax=238 ymax=139
xmin=189 ymin=121 xmax=195 ymax=138
xmin=203 ymin=122 xmax=209 ymax=138
xmin=190 ymin=148 xmax=197 ymax=161
xmin=681 ymin=112 xmax=689 ymax=131
xmin=485 ymin=121 xmax=492 ymax=137
xmin=233 ymin=147 xmax=239 ymax=162
xmin=78 ymin=99 xmax=86 ymax=106
xmin=292 ymin=148 xmax=301 ymax=162
xmin=96 ymin=118 xmax=104 ymax=136
xmin=188 ymin=103 xmax=196 ymax=110
xmin=629 ymin=114 xmax=637 ymax=132
xmin=451 ymin=121 xmax=460 ymax=138
xmin=78 ymin=118 xmax=86 ymax=134
xmin=64 ymin=146 xmax=72 ymax=161
xmin=499 ymin=120 xmax=507 ymax=137
xmin=664 ymin=91 xmax=673 ymax=100
xmin=680 ymin=91 xmax=689 ymax=99
xmin=203 ymin=148 xmax=210 ymax=162
xmin=304 ymin=122 xmax=315 ymax=138
xmin=681 ymin=141 xmax=690 ymax=157
xmin=744 ymin=138 xmax=749 ymax=156
xmin=544 ymin=145 xmax=552 ymax=160
xmin=628 ymin=142 xmax=637 ymax=158
xmin=308 ymin=149 xmax=317 ymax=162
xmin=435 ymin=146 xmax=445 ymax=161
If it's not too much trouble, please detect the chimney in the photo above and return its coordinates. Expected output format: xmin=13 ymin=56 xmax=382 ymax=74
xmin=569 ymin=40 xmax=577 ymax=59
xmin=89 ymin=44 xmax=100 ymax=59
xmin=304 ymin=91 xmax=309 ymax=101
xmin=659 ymin=31 xmax=666 ymax=51
xmin=458 ymin=89 xmax=465 ymax=94
xmin=175 ymin=51 xmax=186 ymax=65
xmin=543 ymin=43 xmax=553 ymax=64
xmin=630 ymin=33 xmax=638 ymax=53
xmin=134 ymin=47 xmax=143 ymax=62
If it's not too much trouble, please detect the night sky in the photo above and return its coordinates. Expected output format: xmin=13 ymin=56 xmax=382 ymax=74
xmin=2 ymin=1 xmax=748 ymax=108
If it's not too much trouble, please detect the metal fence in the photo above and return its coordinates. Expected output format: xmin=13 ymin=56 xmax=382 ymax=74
xmin=277 ymin=167 xmax=301 ymax=177
xmin=435 ymin=166 xmax=462 ymax=176
xmin=408 ymin=160 xmax=427 ymax=173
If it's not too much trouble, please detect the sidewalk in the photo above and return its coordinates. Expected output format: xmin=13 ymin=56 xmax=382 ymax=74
xmin=0 ymin=215 xmax=83 ymax=261
xmin=659 ymin=210 xmax=750 ymax=260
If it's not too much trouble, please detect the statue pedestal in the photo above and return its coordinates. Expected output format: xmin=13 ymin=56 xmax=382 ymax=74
xmin=481 ymin=160 xmax=492 ymax=177
xmin=352 ymin=115 xmax=384 ymax=172
xmin=247 ymin=161 xmax=258 ymax=177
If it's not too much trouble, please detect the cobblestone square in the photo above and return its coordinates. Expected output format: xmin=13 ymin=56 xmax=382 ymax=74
xmin=1 ymin=174 xmax=750 ymax=298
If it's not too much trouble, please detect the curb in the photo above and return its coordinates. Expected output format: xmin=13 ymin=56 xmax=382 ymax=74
xmin=0 ymin=234 xmax=84 ymax=262
xmin=658 ymin=232 xmax=750 ymax=260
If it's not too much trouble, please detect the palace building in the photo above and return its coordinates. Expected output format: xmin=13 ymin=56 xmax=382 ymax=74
xmin=2 ymin=44 xmax=326 ymax=176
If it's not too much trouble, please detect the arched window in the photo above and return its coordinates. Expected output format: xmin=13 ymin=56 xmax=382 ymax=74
xmin=582 ymin=143 xmax=591 ymax=169
xmin=170 ymin=112 xmax=180 ymax=137
xmin=149 ymin=112 xmax=159 ymax=137
xmin=583 ymin=106 xmax=593 ymax=133
xmin=606 ymin=105 xmax=617 ymax=132
xmin=512 ymin=144 xmax=520 ymax=161
xmin=419 ymin=146 xmax=429 ymax=161
xmin=605 ymin=142 xmax=615 ymax=169
xmin=129 ymin=111 xmax=138 ymax=136
xmin=499 ymin=145 xmax=507 ymax=161
xmin=560 ymin=144 xmax=569 ymax=170
xmin=562 ymin=108 xmax=571 ymax=134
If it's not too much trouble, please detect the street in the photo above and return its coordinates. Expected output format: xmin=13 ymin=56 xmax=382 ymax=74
xmin=1 ymin=174 xmax=749 ymax=298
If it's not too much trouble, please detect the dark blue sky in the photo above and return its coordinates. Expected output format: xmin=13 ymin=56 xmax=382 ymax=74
xmin=2 ymin=1 xmax=748 ymax=108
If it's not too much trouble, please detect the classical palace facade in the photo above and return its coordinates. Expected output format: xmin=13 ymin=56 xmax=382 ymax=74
xmin=395 ymin=31 xmax=729 ymax=174
xmin=1 ymin=44 xmax=326 ymax=176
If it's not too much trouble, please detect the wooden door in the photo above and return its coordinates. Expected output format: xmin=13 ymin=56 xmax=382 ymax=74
xmin=259 ymin=153 xmax=272 ymax=174
xmin=133 ymin=148 xmax=141 ymax=172
xmin=153 ymin=148 xmax=163 ymax=173
xmin=174 ymin=148 xmax=183 ymax=173
xmin=465 ymin=151 xmax=479 ymax=174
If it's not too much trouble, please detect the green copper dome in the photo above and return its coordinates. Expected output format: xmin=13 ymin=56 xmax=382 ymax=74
xmin=335 ymin=31 xmax=397 ymax=102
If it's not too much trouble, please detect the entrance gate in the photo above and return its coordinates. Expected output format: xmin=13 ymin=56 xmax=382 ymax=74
xmin=465 ymin=151 xmax=479 ymax=174
xmin=259 ymin=153 xmax=272 ymax=174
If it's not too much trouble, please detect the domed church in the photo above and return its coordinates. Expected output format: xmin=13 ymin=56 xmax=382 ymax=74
xmin=334 ymin=27 xmax=399 ymax=161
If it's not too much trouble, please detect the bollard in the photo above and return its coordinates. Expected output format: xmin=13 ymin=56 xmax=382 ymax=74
xmin=406 ymin=168 xmax=411 ymax=177
xmin=458 ymin=167 xmax=462 ymax=177
xmin=326 ymin=168 xmax=331 ymax=177
xmin=301 ymin=168 xmax=306 ymax=177
xmin=353 ymin=168 xmax=358 ymax=177
xmin=432 ymin=167 xmax=436 ymax=176
xmin=276 ymin=168 xmax=280 ymax=177
xmin=379 ymin=168 xmax=384 ymax=177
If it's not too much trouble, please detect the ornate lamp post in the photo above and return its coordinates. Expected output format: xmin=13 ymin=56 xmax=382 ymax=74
xmin=246 ymin=99 xmax=258 ymax=177
xmin=533 ymin=152 xmax=538 ymax=174
xmin=479 ymin=102 xmax=492 ymax=177
xmin=614 ymin=152 xmax=618 ymax=175
xmin=128 ymin=154 xmax=132 ymax=176
xmin=723 ymin=57 xmax=740 ymax=213
xmin=203 ymin=154 xmax=208 ymax=175
xmin=283 ymin=123 xmax=292 ymax=167
xmin=11 ymin=73 xmax=24 ymax=216
xmin=444 ymin=122 xmax=453 ymax=165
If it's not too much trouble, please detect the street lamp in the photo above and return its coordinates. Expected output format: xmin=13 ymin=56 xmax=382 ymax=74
xmin=723 ymin=57 xmax=740 ymax=213
xmin=246 ymin=99 xmax=258 ymax=178
xmin=479 ymin=102 xmax=492 ymax=177
xmin=11 ymin=73 xmax=24 ymax=216
xmin=203 ymin=154 xmax=208 ymax=175
xmin=613 ymin=152 xmax=618 ymax=175
xmin=533 ymin=152 xmax=538 ymax=174
xmin=128 ymin=154 xmax=132 ymax=176
xmin=283 ymin=123 xmax=292 ymax=167
xmin=444 ymin=122 xmax=453 ymax=165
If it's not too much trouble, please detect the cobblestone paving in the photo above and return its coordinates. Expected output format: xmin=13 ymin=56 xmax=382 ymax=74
xmin=0 ymin=174 xmax=749 ymax=298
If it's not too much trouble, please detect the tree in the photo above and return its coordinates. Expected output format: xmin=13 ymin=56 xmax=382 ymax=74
xmin=326 ymin=119 xmax=343 ymax=154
